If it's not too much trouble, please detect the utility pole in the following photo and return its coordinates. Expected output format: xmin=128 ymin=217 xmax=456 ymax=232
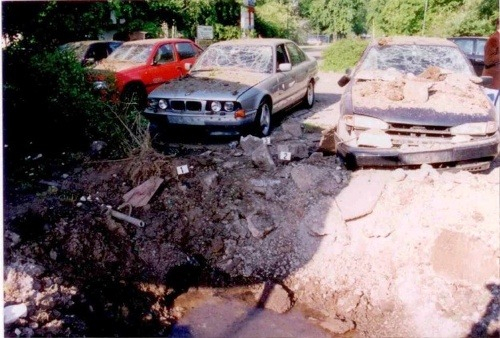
xmin=422 ymin=0 xmax=428 ymax=35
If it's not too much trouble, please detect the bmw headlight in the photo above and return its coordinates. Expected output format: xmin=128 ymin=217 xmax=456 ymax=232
xmin=224 ymin=102 xmax=235 ymax=112
xmin=148 ymin=99 xmax=158 ymax=108
xmin=450 ymin=122 xmax=498 ymax=136
xmin=158 ymin=99 xmax=168 ymax=110
xmin=93 ymin=81 xmax=108 ymax=90
xmin=211 ymin=101 xmax=222 ymax=112
xmin=343 ymin=114 xmax=389 ymax=130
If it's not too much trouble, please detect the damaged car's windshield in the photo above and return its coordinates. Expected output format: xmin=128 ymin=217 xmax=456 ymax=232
xmin=108 ymin=44 xmax=153 ymax=63
xmin=192 ymin=45 xmax=273 ymax=74
xmin=360 ymin=45 xmax=472 ymax=75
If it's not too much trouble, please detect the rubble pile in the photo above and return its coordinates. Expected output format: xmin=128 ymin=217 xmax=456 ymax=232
xmin=4 ymin=119 xmax=499 ymax=337
xmin=4 ymin=123 xmax=351 ymax=336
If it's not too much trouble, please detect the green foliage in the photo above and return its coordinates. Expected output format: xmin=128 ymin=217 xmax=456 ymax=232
xmin=3 ymin=42 xmax=147 ymax=159
xmin=255 ymin=1 xmax=300 ymax=39
xmin=321 ymin=38 xmax=368 ymax=72
xmin=213 ymin=23 xmax=241 ymax=40
xmin=377 ymin=0 xmax=425 ymax=35
xmin=306 ymin=0 xmax=366 ymax=37
xmin=367 ymin=0 xmax=495 ymax=37
xmin=2 ymin=1 xmax=110 ymax=48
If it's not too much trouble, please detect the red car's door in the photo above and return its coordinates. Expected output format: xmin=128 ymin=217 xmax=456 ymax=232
xmin=143 ymin=43 xmax=184 ymax=93
xmin=174 ymin=41 xmax=204 ymax=76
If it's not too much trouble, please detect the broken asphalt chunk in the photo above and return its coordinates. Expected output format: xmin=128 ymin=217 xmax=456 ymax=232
xmin=335 ymin=171 xmax=387 ymax=221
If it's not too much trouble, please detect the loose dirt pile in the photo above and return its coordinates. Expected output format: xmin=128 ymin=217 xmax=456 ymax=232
xmin=4 ymin=124 xmax=499 ymax=336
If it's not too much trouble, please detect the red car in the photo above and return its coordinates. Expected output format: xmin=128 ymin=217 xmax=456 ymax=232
xmin=90 ymin=38 xmax=203 ymax=106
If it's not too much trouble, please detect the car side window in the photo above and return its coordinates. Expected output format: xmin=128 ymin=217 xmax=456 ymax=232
xmin=86 ymin=44 xmax=109 ymax=61
xmin=476 ymin=39 xmax=486 ymax=57
xmin=285 ymin=42 xmax=306 ymax=66
xmin=155 ymin=44 xmax=174 ymax=64
xmin=276 ymin=44 xmax=289 ymax=70
xmin=454 ymin=39 xmax=474 ymax=55
xmin=176 ymin=42 xmax=198 ymax=60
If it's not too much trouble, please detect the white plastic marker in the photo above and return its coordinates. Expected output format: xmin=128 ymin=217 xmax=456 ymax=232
xmin=279 ymin=151 xmax=292 ymax=161
xmin=176 ymin=165 xmax=189 ymax=175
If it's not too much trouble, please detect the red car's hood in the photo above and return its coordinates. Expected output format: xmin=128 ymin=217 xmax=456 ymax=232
xmin=93 ymin=60 xmax=143 ymax=73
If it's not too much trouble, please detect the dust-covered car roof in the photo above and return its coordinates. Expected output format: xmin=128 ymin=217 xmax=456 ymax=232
xmin=121 ymin=38 xmax=195 ymax=46
xmin=373 ymin=36 xmax=459 ymax=47
xmin=212 ymin=38 xmax=295 ymax=47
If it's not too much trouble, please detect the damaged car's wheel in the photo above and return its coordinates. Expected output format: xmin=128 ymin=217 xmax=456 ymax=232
xmin=254 ymin=100 xmax=272 ymax=137
xmin=302 ymin=81 xmax=315 ymax=109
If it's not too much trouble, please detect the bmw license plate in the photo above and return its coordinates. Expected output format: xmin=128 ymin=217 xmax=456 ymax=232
xmin=168 ymin=115 xmax=204 ymax=126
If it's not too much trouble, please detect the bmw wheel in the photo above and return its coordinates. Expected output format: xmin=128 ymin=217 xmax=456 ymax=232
xmin=254 ymin=100 xmax=272 ymax=137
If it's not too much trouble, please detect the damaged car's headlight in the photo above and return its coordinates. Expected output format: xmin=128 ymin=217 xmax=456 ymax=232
xmin=344 ymin=114 xmax=389 ymax=130
xmin=450 ymin=122 xmax=497 ymax=136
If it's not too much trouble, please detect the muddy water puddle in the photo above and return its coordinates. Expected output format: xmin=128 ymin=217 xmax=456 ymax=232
xmin=169 ymin=288 xmax=331 ymax=338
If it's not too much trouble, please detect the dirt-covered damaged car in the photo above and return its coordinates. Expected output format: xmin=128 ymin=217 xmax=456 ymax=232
xmin=335 ymin=36 xmax=499 ymax=171
xmin=143 ymin=38 xmax=318 ymax=137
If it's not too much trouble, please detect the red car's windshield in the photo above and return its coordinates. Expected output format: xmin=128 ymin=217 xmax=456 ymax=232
xmin=108 ymin=44 xmax=154 ymax=63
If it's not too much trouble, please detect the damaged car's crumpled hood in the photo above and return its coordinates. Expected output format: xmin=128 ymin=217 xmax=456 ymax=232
xmin=347 ymin=67 xmax=495 ymax=125
xmin=150 ymin=70 xmax=270 ymax=100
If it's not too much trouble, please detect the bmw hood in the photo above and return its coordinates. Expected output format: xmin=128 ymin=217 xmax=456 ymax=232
xmin=346 ymin=68 xmax=495 ymax=125
xmin=149 ymin=70 xmax=270 ymax=100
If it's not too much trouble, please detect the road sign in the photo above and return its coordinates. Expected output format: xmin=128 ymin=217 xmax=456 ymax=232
xmin=197 ymin=25 xmax=214 ymax=40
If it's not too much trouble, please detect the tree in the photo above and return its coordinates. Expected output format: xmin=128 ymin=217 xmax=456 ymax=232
xmin=306 ymin=0 xmax=366 ymax=38
xmin=2 ymin=1 xmax=110 ymax=48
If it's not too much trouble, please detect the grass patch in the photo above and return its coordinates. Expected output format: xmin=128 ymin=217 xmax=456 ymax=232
xmin=321 ymin=38 xmax=369 ymax=72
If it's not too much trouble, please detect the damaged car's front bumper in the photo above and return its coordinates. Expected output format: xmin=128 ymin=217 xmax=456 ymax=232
xmin=334 ymin=129 xmax=500 ymax=171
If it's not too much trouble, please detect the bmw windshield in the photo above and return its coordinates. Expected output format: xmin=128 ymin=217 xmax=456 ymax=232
xmin=192 ymin=45 xmax=273 ymax=74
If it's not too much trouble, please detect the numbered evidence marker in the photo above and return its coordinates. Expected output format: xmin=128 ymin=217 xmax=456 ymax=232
xmin=176 ymin=165 xmax=189 ymax=175
xmin=262 ymin=137 xmax=271 ymax=145
xmin=279 ymin=151 xmax=292 ymax=161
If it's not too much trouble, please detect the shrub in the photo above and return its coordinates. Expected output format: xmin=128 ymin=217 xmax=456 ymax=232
xmin=3 ymin=42 xmax=148 ymax=160
xmin=321 ymin=38 xmax=369 ymax=72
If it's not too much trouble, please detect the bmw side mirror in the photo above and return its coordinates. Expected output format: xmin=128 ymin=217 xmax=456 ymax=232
xmin=278 ymin=63 xmax=292 ymax=72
